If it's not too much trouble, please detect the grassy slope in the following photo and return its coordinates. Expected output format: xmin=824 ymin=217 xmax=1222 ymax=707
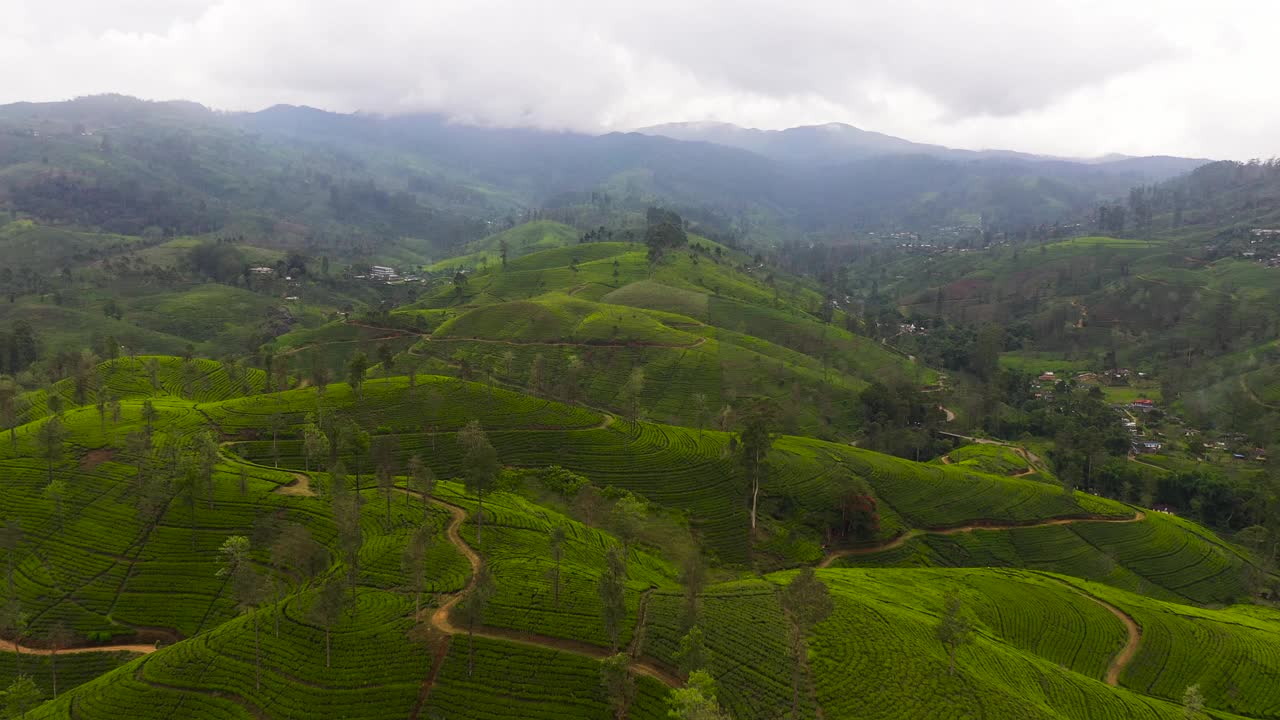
xmin=0 ymin=220 xmax=147 ymax=273
xmin=3 ymin=359 xmax=1274 ymax=719
xmin=423 ymin=220 xmax=579 ymax=272
xmin=396 ymin=239 xmax=922 ymax=437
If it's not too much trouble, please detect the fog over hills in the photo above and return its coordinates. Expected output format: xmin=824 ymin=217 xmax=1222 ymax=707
xmin=637 ymin=120 xmax=1210 ymax=177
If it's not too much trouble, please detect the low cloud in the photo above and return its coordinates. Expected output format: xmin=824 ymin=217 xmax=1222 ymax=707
xmin=3 ymin=0 xmax=1277 ymax=158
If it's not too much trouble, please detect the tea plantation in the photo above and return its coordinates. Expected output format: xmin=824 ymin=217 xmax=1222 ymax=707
xmin=0 ymin=357 xmax=1275 ymax=718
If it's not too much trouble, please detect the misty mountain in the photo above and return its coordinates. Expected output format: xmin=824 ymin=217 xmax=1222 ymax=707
xmin=637 ymin=120 xmax=1209 ymax=180
xmin=0 ymin=95 xmax=1213 ymax=244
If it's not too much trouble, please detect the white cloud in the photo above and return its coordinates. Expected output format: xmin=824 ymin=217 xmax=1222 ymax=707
xmin=1 ymin=0 xmax=1277 ymax=158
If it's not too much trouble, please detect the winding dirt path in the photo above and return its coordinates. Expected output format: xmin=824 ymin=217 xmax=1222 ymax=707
xmin=1093 ymin=596 xmax=1141 ymax=686
xmin=1239 ymin=374 xmax=1279 ymax=410
xmin=936 ymin=431 xmax=1044 ymax=467
xmin=347 ymin=320 xmax=709 ymax=351
xmin=413 ymin=493 xmax=681 ymax=712
xmin=273 ymin=472 xmax=316 ymax=497
xmin=818 ymin=510 xmax=1147 ymax=568
xmin=0 ymin=639 xmax=155 ymax=656
xmin=1036 ymin=575 xmax=1142 ymax=687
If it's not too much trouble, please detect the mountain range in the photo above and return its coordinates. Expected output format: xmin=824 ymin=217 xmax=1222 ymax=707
xmin=0 ymin=95 xmax=1213 ymax=244
xmin=636 ymin=120 xmax=1209 ymax=175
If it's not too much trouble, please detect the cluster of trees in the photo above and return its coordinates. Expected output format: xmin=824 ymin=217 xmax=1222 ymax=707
xmin=644 ymin=207 xmax=688 ymax=266
xmin=327 ymin=179 xmax=486 ymax=247
xmin=0 ymin=266 xmax=54 ymax=300
xmin=856 ymin=378 xmax=949 ymax=461
xmin=0 ymin=321 xmax=39 ymax=375
xmin=8 ymin=162 xmax=223 ymax=235
xmin=1127 ymin=159 xmax=1280 ymax=232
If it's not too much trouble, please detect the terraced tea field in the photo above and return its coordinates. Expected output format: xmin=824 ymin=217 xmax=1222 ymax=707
xmin=0 ymin=357 xmax=1274 ymax=719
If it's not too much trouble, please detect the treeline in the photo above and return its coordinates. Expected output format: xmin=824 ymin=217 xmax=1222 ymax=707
xmin=326 ymin=180 xmax=487 ymax=246
xmin=8 ymin=172 xmax=223 ymax=236
xmin=0 ymin=321 xmax=39 ymax=375
xmin=1099 ymin=158 xmax=1280 ymax=236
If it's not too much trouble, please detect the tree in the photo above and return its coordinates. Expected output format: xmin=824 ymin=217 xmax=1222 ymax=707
xmin=43 ymin=479 xmax=67 ymax=532
xmin=562 ymin=355 xmax=582 ymax=406
xmin=0 ymin=521 xmax=19 ymax=597
xmin=262 ymin=351 xmax=276 ymax=393
xmin=1183 ymin=684 xmax=1205 ymax=720
xmin=377 ymin=343 xmax=395 ymax=377
xmin=1 ymin=605 xmax=30 ymax=677
xmin=275 ymin=523 xmax=328 ymax=584
xmin=736 ymin=399 xmax=778 ymax=530
xmin=780 ymin=567 xmax=833 ymax=716
xmin=609 ymin=495 xmax=646 ymax=558
xmin=3 ymin=675 xmax=41 ymax=719
xmin=140 ymin=399 xmax=158 ymax=438
xmin=95 ymin=389 xmax=108 ymax=434
xmin=680 ymin=552 xmax=706 ymax=630
xmin=464 ymin=562 xmax=495 ymax=678
xmin=311 ymin=361 xmax=331 ymax=419
xmin=598 ymin=546 xmax=627 ymax=651
xmin=106 ymin=394 xmax=122 ymax=442
xmin=621 ymin=367 xmax=645 ymax=421
xmin=644 ymin=207 xmax=688 ymax=270
xmin=529 ymin=353 xmax=546 ymax=394
xmin=125 ymin=431 xmax=156 ymax=518
xmin=458 ymin=421 xmax=498 ymax=548
xmin=548 ymin=525 xmax=566 ymax=609
xmin=347 ymin=352 xmax=369 ymax=400
xmin=309 ymin=577 xmax=346 ymax=669
xmin=692 ymin=393 xmax=708 ymax=438
xmin=36 ymin=417 xmax=67 ymax=484
xmin=218 ymin=535 xmax=264 ymax=690
xmin=268 ymin=413 xmax=285 ymax=468
xmin=452 ymin=270 xmax=469 ymax=302
xmin=404 ymin=355 xmax=420 ymax=389
xmin=835 ymin=477 xmax=880 ymax=542
xmin=346 ymin=424 xmax=370 ymax=494
xmin=572 ymin=485 xmax=605 ymax=527
xmin=667 ymin=669 xmax=729 ymax=720
xmin=302 ymin=423 xmax=328 ymax=473
xmin=0 ymin=378 xmax=17 ymax=447
xmin=499 ymin=237 xmax=509 ymax=268
xmin=371 ymin=434 xmax=399 ymax=530
xmin=401 ymin=523 xmax=432 ymax=615
xmin=406 ymin=455 xmax=435 ymax=522
xmin=45 ymin=392 xmax=63 ymax=418
xmin=47 ymin=623 xmax=73 ymax=700
xmin=500 ymin=350 xmax=515 ymax=380
xmin=177 ymin=460 xmax=200 ymax=550
xmin=935 ymin=591 xmax=972 ymax=675
xmin=144 ymin=358 xmax=160 ymax=390
xmin=675 ymin=625 xmax=707 ymax=679
xmin=599 ymin=652 xmax=635 ymax=720
xmin=195 ymin=430 xmax=220 ymax=510
xmin=333 ymin=496 xmax=364 ymax=608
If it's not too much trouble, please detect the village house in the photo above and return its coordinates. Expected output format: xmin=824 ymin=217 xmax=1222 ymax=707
xmin=370 ymin=265 xmax=399 ymax=281
xmin=1133 ymin=439 xmax=1163 ymax=454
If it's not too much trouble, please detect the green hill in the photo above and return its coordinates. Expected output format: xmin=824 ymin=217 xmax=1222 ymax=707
xmin=0 ymin=354 xmax=1273 ymax=719
xmin=424 ymin=220 xmax=580 ymax=273
xmin=382 ymin=237 xmax=924 ymax=438
xmin=20 ymin=423 xmax=1279 ymax=720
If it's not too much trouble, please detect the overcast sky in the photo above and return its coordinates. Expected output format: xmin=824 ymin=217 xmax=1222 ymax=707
xmin=5 ymin=1 xmax=1278 ymax=159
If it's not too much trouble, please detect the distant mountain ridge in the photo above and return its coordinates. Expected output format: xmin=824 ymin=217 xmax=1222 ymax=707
xmin=636 ymin=120 xmax=1211 ymax=178
xmin=0 ymin=95 xmax=1215 ymax=239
